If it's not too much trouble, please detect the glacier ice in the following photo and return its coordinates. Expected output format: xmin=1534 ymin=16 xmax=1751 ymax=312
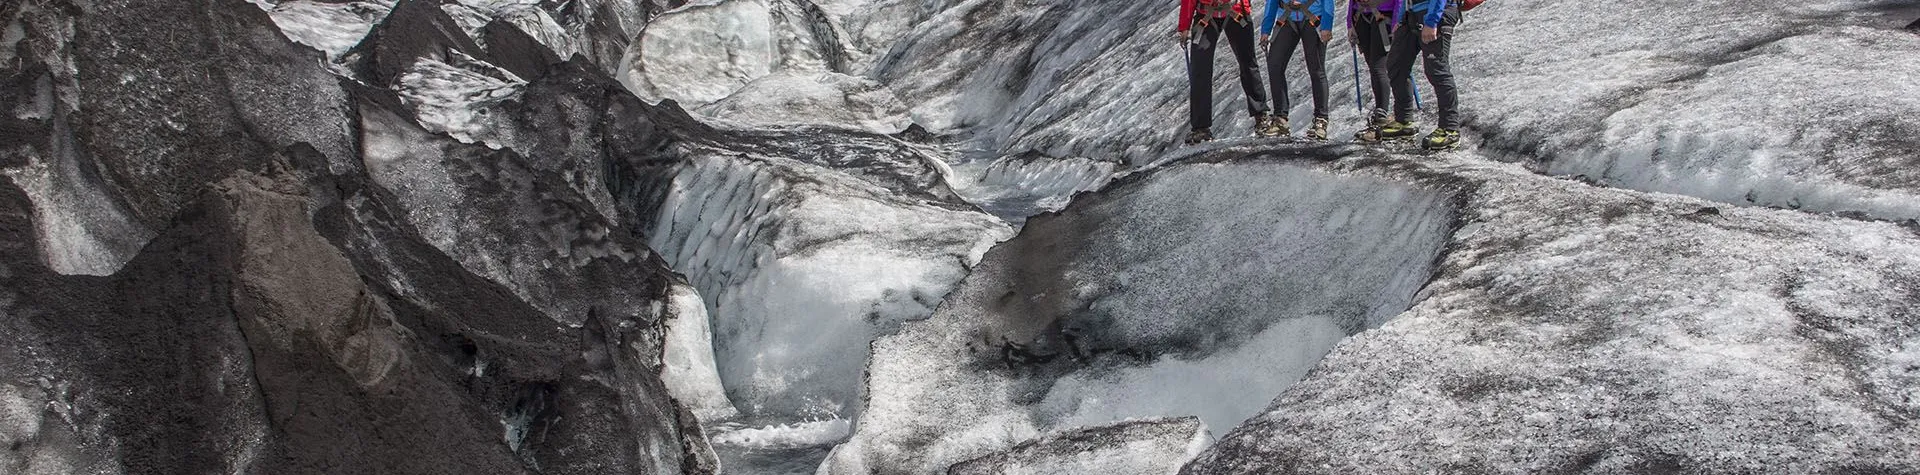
xmin=825 ymin=157 xmax=1457 ymax=473
xmin=259 ymin=0 xmax=394 ymax=61
xmin=662 ymin=283 xmax=741 ymax=421
xmin=645 ymin=151 xmax=1010 ymax=420
xmin=1178 ymin=149 xmax=1920 ymax=474
xmin=395 ymin=56 xmax=526 ymax=144
xmin=948 ymin=417 xmax=1212 ymax=475
xmin=696 ymin=71 xmax=912 ymax=134
xmin=625 ymin=0 xmax=781 ymax=106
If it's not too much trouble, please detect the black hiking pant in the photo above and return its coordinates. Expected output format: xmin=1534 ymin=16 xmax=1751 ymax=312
xmin=1188 ymin=17 xmax=1271 ymax=132
xmin=1387 ymin=6 xmax=1461 ymax=129
xmin=1353 ymin=11 xmax=1393 ymax=123
xmin=1267 ymin=20 xmax=1330 ymax=120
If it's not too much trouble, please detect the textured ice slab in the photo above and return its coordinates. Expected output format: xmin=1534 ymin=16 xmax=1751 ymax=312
xmin=697 ymin=71 xmax=912 ymax=134
xmin=948 ymin=417 xmax=1211 ymax=475
xmin=823 ymin=156 xmax=1457 ymax=473
xmin=662 ymin=283 xmax=739 ymax=421
xmin=395 ymin=56 xmax=526 ymax=143
xmin=1178 ymin=150 xmax=1920 ymax=473
xmin=624 ymin=0 xmax=783 ymax=106
xmin=260 ymin=0 xmax=395 ymax=61
xmin=947 ymin=151 xmax=1119 ymax=223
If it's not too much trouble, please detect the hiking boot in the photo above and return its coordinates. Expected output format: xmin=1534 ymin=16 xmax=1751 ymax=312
xmin=1184 ymin=128 xmax=1215 ymax=145
xmin=1305 ymin=117 xmax=1329 ymax=141
xmin=1256 ymin=115 xmax=1289 ymax=137
xmin=1354 ymin=120 xmax=1416 ymax=142
xmin=1423 ymin=128 xmax=1461 ymax=150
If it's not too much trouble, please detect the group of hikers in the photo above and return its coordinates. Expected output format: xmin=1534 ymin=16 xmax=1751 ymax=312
xmin=1176 ymin=0 xmax=1469 ymax=150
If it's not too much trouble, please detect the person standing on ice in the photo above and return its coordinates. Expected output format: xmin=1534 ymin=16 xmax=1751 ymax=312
xmin=1355 ymin=0 xmax=1464 ymax=150
xmin=1257 ymin=0 xmax=1336 ymax=140
xmin=1347 ymin=0 xmax=1402 ymax=132
xmin=1178 ymin=0 xmax=1274 ymax=145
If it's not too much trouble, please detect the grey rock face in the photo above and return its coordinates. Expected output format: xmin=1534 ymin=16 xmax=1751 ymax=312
xmin=2 ymin=0 xmax=722 ymax=472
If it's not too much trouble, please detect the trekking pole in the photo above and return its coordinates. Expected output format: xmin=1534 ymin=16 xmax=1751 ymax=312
xmin=1351 ymin=42 xmax=1363 ymax=113
xmin=1412 ymin=72 xmax=1423 ymax=111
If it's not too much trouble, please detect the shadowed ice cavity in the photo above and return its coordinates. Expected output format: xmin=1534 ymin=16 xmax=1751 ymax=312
xmin=643 ymin=150 xmax=1010 ymax=472
xmin=825 ymin=161 xmax=1458 ymax=474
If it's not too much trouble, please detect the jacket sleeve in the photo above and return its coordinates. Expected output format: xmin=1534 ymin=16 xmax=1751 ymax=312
xmin=1314 ymin=0 xmax=1335 ymax=31
xmin=1346 ymin=0 xmax=1357 ymax=28
xmin=1260 ymin=0 xmax=1280 ymax=35
xmin=1179 ymin=0 xmax=1196 ymax=32
xmin=1423 ymin=0 xmax=1448 ymax=27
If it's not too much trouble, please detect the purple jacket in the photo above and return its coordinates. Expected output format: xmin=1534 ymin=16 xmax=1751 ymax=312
xmin=1347 ymin=0 xmax=1402 ymax=26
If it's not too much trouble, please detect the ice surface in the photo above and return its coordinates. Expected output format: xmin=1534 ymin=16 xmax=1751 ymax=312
xmin=395 ymin=56 xmax=525 ymax=144
xmin=625 ymin=0 xmax=780 ymax=105
xmin=697 ymin=71 xmax=912 ymax=134
xmin=824 ymin=159 xmax=1456 ymax=473
xmin=866 ymin=0 xmax=1920 ymax=220
xmin=647 ymin=152 xmax=1010 ymax=425
xmin=947 ymin=151 xmax=1119 ymax=223
xmin=442 ymin=1 xmax=580 ymax=59
xmin=948 ymin=417 xmax=1211 ymax=475
xmin=260 ymin=1 xmax=394 ymax=61
xmin=1459 ymin=1 xmax=1920 ymax=220
xmin=661 ymin=283 xmax=740 ymax=421
xmin=1179 ymin=150 xmax=1920 ymax=473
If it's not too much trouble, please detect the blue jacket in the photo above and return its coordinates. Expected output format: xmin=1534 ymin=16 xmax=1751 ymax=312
xmin=1261 ymin=0 xmax=1335 ymax=34
xmin=1402 ymin=0 xmax=1451 ymax=27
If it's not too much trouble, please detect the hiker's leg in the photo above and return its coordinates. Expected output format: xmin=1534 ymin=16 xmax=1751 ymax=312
xmin=1268 ymin=22 xmax=1301 ymax=116
xmin=1189 ymin=24 xmax=1222 ymax=131
xmin=1303 ymin=22 xmax=1330 ymax=119
xmin=1362 ymin=17 xmax=1392 ymax=121
xmin=1423 ymin=8 xmax=1461 ymax=130
xmin=1224 ymin=18 xmax=1270 ymax=118
xmin=1386 ymin=18 xmax=1420 ymax=123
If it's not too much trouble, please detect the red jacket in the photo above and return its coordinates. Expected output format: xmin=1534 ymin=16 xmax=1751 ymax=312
xmin=1178 ymin=0 xmax=1252 ymax=32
